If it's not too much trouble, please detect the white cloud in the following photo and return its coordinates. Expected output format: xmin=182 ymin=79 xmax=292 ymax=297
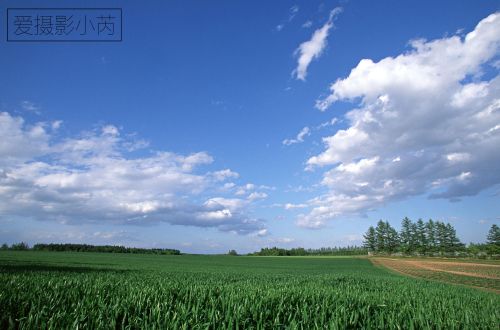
xmin=27 ymin=229 xmax=136 ymax=245
xmin=302 ymin=21 xmax=313 ymax=28
xmin=451 ymin=82 xmax=489 ymax=107
xmin=51 ymin=120 xmax=63 ymax=130
xmin=247 ymin=191 xmax=268 ymax=201
xmin=222 ymin=182 xmax=236 ymax=190
xmin=299 ymin=12 xmax=500 ymax=228
xmin=289 ymin=5 xmax=299 ymax=21
xmin=307 ymin=126 xmax=368 ymax=167
xmin=272 ymin=237 xmax=295 ymax=244
xmin=234 ymin=182 xmax=270 ymax=198
xmin=245 ymin=183 xmax=256 ymax=190
xmin=284 ymin=203 xmax=308 ymax=210
xmin=255 ymin=229 xmax=269 ymax=237
xmin=102 ymin=125 xmax=119 ymax=136
xmin=21 ymin=101 xmax=40 ymax=114
xmin=293 ymin=7 xmax=342 ymax=81
xmin=0 ymin=112 xmax=51 ymax=166
xmin=283 ymin=126 xmax=311 ymax=145
xmin=317 ymin=117 xmax=338 ymax=129
xmin=204 ymin=197 xmax=246 ymax=212
xmin=275 ymin=5 xmax=300 ymax=32
xmin=446 ymin=152 xmax=471 ymax=163
xmin=0 ymin=112 xmax=266 ymax=235
xmin=235 ymin=189 xmax=246 ymax=196
xmin=197 ymin=209 xmax=232 ymax=221
xmin=210 ymin=169 xmax=239 ymax=181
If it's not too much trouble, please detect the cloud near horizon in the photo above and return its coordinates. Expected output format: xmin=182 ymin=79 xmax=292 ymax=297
xmin=0 ymin=112 xmax=267 ymax=235
xmin=298 ymin=12 xmax=500 ymax=228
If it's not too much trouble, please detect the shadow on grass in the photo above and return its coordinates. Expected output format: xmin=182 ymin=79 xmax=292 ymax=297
xmin=0 ymin=263 xmax=129 ymax=274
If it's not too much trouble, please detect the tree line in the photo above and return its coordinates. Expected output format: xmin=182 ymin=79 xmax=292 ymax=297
xmin=363 ymin=219 xmax=500 ymax=257
xmin=0 ymin=243 xmax=181 ymax=255
xmin=250 ymin=246 xmax=367 ymax=256
xmin=2 ymin=222 xmax=498 ymax=258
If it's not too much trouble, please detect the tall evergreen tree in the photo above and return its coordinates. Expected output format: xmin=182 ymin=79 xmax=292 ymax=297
xmin=386 ymin=222 xmax=400 ymax=253
xmin=415 ymin=219 xmax=427 ymax=254
xmin=425 ymin=219 xmax=436 ymax=253
xmin=363 ymin=226 xmax=377 ymax=252
xmin=375 ymin=220 xmax=387 ymax=253
xmin=435 ymin=221 xmax=447 ymax=253
xmin=410 ymin=221 xmax=418 ymax=253
xmin=399 ymin=217 xmax=413 ymax=254
xmin=445 ymin=223 xmax=463 ymax=252
xmin=486 ymin=224 xmax=500 ymax=246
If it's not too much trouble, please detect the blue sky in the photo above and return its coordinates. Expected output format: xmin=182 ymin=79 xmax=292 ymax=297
xmin=1 ymin=0 xmax=499 ymax=253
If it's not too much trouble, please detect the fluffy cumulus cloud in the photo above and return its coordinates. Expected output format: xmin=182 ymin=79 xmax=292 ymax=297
xmin=299 ymin=13 xmax=500 ymax=228
xmin=0 ymin=112 xmax=266 ymax=235
xmin=293 ymin=7 xmax=342 ymax=81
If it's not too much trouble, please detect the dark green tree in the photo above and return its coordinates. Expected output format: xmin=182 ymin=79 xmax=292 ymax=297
xmin=374 ymin=220 xmax=399 ymax=254
xmin=447 ymin=223 xmax=464 ymax=251
xmin=436 ymin=223 xmax=463 ymax=253
xmin=435 ymin=221 xmax=447 ymax=253
xmin=363 ymin=226 xmax=377 ymax=252
xmin=375 ymin=220 xmax=388 ymax=253
xmin=410 ymin=222 xmax=418 ymax=253
xmin=399 ymin=217 xmax=413 ymax=254
xmin=10 ymin=242 xmax=29 ymax=250
xmin=415 ymin=219 xmax=427 ymax=254
xmin=425 ymin=219 xmax=436 ymax=253
xmin=386 ymin=223 xmax=400 ymax=253
xmin=486 ymin=224 xmax=500 ymax=246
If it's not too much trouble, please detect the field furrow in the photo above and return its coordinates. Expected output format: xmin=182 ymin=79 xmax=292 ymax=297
xmin=372 ymin=257 xmax=500 ymax=293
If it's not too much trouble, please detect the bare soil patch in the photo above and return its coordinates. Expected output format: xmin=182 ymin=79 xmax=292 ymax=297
xmin=372 ymin=258 xmax=500 ymax=293
xmin=406 ymin=260 xmax=499 ymax=279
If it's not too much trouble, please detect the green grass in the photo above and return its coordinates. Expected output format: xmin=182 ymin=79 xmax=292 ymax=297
xmin=0 ymin=251 xmax=498 ymax=329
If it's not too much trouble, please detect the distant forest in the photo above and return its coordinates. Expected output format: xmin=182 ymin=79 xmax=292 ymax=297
xmin=249 ymin=246 xmax=367 ymax=256
xmin=0 ymin=243 xmax=180 ymax=255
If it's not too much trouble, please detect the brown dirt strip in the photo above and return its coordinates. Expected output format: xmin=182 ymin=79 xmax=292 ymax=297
xmin=372 ymin=258 xmax=500 ymax=294
xmin=428 ymin=261 xmax=500 ymax=268
xmin=371 ymin=258 xmax=422 ymax=280
xmin=405 ymin=260 xmax=499 ymax=280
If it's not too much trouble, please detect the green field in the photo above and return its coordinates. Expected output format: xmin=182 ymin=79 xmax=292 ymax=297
xmin=0 ymin=252 xmax=498 ymax=329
